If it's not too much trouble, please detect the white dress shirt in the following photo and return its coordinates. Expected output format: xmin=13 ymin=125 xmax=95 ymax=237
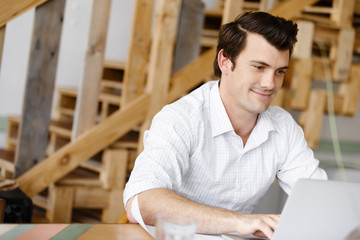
xmin=124 ymin=80 xmax=327 ymax=213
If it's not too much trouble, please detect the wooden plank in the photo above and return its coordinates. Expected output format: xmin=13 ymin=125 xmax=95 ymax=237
xmin=0 ymin=149 xmax=15 ymax=173
xmin=0 ymin=199 xmax=5 ymax=222
xmin=16 ymin=93 xmax=151 ymax=197
xmin=313 ymin=25 xmax=338 ymax=46
xmin=332 ymin=28 xmax=355 ymax=81
xmin=101 ymin=189 xmax=124 ymax=223
xmin=356 ymin=0 xmax=360 ymax=14
xmin=331 ymin=0 xmax=355 ymax=28
xmin=293 ymin=20 xmax=314 ymax=59
xmin=80 ymin=159 xmax=102 ymax=173
xmin=168 ymin=47 xmax=216 ymax=102
xmin=303 ymin=5 xmax=334 ymax=14
xmin=270 ymin=0 xmax=320 ymax=19
xmin=339 ymin=64 xmax=360 ymax=115
xmin=121 ymin=0 xmax=154 ymax=105
xmin=298 ymin=89 xmax=327 ymax=149
xmin=100 ymin=149 xmax=128 ymax=190
xmin=5 ymin=116 xmax=19 ymax=152
xmin=73 ymin=186 xmax=109 ymax=208
xmin=103 ymin=60 xmax=126 ymax=70
xmin=312 ymin=56 xmax=332 ymax=81
xmin=47 ymin=185 xmax=74 ymax=223
xmin=222 ymin=0 xmax=244 ymax=24
xmin=290 ymin=59 xmax=313 ymax=110
xmin=0 ymin=26 xmax=5 ymax=68
xmin=71 ymin=0 xmax=111 ymax=140
xmin=138 ymin=0 xmax=181 ymax=153
xmin=14 ymin=0 xmax=66 ymax=178
xmin=0 ymin=0 xmax=48 ymax=27
xmin=172 ymin=0 xmax=204 ymax=74
xmin=32 ymin=194 xmax=48 ymax=209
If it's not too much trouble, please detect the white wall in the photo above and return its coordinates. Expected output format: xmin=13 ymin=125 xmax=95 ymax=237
xmin=0 ymin=9 xmax=34 ymax=116
xmin=105 ymin=0 xmax=134 ymax=62
xmin=54 ymin=0 xmax=93 ymax=89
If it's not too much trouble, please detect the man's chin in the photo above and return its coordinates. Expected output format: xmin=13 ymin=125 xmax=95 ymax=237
xmin=253 ymin=104 xmax=271 ymax=114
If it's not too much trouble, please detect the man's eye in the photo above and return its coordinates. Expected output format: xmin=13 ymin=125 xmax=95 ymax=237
xmin=254 ymin=66 xmax=263 ymax=70
xmin=277 ymin=70 xmax=286 ymax=74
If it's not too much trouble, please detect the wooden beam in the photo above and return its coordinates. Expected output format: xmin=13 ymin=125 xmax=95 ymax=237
xmin=339 ymin=64 xmax=360 ymax=116
xmin=14 ymin=0 xmax=66 ymax=178
xmin=101 ymin=189 xmax=124 ymax=223
xmin=222 ymin=0 xmax=244 ymax=24
xmin=270 ymin=0 xmax=320 ymax=19
xmin=332 ymin=28 xmax=355 ymax=81
xmin=0 ymin=26 xmax=5 ymax=68
xmin=331 ymin=0 xmax=355 ymax=28
xmin=293 ymin=20 xmax=314 ymax=59
xmin=16 ymin=93 xmax=151 ymax=197
xmin=168 ymin=47 xmax=216 ymax=102
xmin=298 ymin=89 xmax=327 ymax=149
xmin=138 ymin=0 xmax=181 ymax=153
xmin=0 ymin=0 xmax=48 ymax=27
xmin=100 ymin=149 xmax=128 ymax=190
xmin=47 ymin=185 xmax=74 ymax=223
xmin=121 ymin=0 xmax=154 ymax=105
xmin=290 ymin=59 xmax=313 ymax=110
xmin=71 ymin=0 xmax=111 ymax=139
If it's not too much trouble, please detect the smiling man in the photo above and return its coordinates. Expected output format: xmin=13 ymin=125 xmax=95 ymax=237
xmin=124 ymin=11 xmax=327 ymax=239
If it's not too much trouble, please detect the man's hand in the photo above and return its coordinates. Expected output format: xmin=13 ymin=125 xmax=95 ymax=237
xmin=234 ymin=214 xmax=280 ymax=239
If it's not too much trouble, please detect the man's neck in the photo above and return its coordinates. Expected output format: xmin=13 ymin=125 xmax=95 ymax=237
xmin=217 ymin=80 xmax=259 ymax=146
xmin=226 ymin=106 xmax=258 ymax=146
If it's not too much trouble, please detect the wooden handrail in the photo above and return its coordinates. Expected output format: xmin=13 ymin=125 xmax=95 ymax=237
xmin=17 ymin=93 xmax=151 ymax=197
xmin=0 ymin=0 xmax=48 ymax=27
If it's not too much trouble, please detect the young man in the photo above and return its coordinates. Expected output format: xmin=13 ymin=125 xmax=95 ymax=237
xmin=124 ymin=11 xmax=327 ymax=239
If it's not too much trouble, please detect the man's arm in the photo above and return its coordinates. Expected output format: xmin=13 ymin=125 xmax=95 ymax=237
xmin=126 ymin=188 xmax=280 ymax=239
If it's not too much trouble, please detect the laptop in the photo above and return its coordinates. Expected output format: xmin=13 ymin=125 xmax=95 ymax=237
xmin=223 ymin=179 xmax=360 ymax=240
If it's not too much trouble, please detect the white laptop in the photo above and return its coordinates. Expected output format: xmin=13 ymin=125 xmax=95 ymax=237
xmin=223 ymin=179 xmax=360 ymax=240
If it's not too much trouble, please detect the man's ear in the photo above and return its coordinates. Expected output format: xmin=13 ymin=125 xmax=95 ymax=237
xmin=218 ymin=49 xmax=232 ymax=76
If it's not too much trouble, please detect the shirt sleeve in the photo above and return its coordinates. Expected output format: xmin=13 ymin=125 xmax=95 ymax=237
xmin=123 ymin=106 xmax=193 ymax=207
xmin=276 ymin=112 xmax=328 ymax=195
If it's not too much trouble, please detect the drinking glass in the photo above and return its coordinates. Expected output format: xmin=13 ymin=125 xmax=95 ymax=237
xmin=155 ymin=214 xmax=197 ymax=240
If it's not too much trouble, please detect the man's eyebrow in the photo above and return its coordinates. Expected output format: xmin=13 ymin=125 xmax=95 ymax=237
xmin=249 ymin=60 xmax=288 ymax=69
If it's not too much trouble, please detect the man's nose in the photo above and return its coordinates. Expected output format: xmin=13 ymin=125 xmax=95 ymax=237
xmin=260 ymin=72 xmax=275 ymax=90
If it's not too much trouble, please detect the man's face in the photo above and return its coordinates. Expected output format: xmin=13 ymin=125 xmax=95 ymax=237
xmin=219 ymin=32 xmax=289 ymax=116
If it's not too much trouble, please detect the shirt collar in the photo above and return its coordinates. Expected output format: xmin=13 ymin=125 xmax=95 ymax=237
xmin=247 ymin=109 xmax=276 ymax=147
xmin=209 ymin=81 xmax=234 ymax=137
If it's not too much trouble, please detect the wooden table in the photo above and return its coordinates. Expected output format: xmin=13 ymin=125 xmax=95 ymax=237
xmin=0 ymin=223 xmax=153 ymax=240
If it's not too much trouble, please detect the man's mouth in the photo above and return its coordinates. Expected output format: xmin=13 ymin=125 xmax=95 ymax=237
xmin=251 ymin=89 xmax=273 ymax=97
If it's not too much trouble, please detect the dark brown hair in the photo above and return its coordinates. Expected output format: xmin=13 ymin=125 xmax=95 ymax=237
xmin=213 ymin=11 xmax=298 ymax=77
